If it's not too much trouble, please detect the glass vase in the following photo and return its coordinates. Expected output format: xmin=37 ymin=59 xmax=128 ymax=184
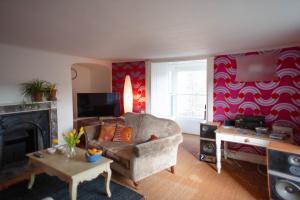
xmin=66 ymin=145 xmax=76 ymax=158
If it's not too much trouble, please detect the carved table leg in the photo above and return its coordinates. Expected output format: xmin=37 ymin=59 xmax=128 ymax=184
xmin=69 ymin=180 xmax=78 ymax=200
xmin=27 ymin=173 xmax=36 ymax=189
xmin=27 ymin=159 xmax=36 ymax=189
xmin=104 ymin=167 xmax=112 ymax=197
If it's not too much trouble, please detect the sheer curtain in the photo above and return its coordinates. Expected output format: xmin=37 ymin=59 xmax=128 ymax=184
xmin=150 ymin=60 xmax=207 ymax=134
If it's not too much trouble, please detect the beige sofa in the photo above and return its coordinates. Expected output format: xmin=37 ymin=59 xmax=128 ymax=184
xmin=84 ymin=112 xmax=183 ymax=187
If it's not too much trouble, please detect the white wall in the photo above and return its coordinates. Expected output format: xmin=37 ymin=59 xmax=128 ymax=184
xmin=72 ymin=63 xmax=112 ymax=117
xmin=0 ymin=43 xmax=112 ymax=143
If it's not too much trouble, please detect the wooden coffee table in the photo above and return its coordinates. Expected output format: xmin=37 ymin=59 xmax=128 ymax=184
xmin=27 ymin=147 xmax=113 ymax=200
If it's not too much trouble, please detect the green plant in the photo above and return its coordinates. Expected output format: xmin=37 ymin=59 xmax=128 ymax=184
xmin=45 ymin=82 xmax=56 ymax=91
xmin=22 ymin=79 xmax=46 ymax=97
xmin=44 ymin=82 xmax=57 ymax=101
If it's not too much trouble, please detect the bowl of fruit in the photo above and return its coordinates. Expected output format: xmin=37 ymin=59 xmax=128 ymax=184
xmin=85 ymin=148 xmax=103 ymax=163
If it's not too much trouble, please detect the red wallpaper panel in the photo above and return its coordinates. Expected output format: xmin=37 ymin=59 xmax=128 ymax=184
xmin=112 ymin=61 xmax=146 ymax=114
xmin=213 ymin=47 xmax=300 ymax=155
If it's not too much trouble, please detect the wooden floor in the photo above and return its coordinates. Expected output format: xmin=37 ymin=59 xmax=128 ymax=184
xmin=0 ymin=134 xmax=269 ymax=200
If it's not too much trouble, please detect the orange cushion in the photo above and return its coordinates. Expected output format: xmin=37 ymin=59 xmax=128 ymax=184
xmin=98 ymin=124 xmax=116 ymax=142
xmin=113 ymin=124 xmax=133 ymax=144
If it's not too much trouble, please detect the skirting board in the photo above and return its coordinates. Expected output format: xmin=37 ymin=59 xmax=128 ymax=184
xmin=226 ymin=150 xmax=266 ymax=165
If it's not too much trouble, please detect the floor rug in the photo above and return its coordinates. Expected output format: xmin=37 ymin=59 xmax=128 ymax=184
xmin=0 ymin=173 xmax=144 ymax=200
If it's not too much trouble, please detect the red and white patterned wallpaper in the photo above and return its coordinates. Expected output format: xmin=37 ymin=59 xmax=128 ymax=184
xmin=213 ymin=47 xmax=300 ymax=155
xmin=112 ymin=61 xmax=146 ymax=114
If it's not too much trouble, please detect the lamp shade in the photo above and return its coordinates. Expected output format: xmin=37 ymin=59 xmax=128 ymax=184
xmin=123 ymin=75 xmax=133 ymax=113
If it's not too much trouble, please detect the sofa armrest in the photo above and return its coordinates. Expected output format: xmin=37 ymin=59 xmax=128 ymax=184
xmin=134 ymin=134 xmax=183 ymax=157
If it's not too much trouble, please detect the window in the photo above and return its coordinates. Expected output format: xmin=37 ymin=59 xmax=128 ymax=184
xmin=150 ymin=60 xmax=207 ymax=134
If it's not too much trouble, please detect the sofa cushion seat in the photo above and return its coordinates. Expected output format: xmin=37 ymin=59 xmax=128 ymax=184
xmin=87 ymin=139 xmax=101 ymax=148
xmin=100 ymin=141 xmax=134 ymax=169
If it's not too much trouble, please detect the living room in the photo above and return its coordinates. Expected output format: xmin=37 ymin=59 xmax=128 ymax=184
xmin=0 ymin=1 xmax=300 ymax=200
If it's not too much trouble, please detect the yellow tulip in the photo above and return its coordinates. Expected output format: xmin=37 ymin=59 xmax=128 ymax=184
xmin=69 ymin=132 xmax=74 ymax=137
xmin=52 ymin=138 xmax=59 ymax=144
xmin=76 ymin=140 xmax=80 ymax=144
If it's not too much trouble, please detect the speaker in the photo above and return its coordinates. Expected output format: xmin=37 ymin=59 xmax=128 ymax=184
xmin=200 ymin=140 xmax=216 ymax=163
xmin=269 ymin=150 xmax=300 ymax=177
xmin=199 ymin=123 xmax=219 ymax=163
xmin=200 ymin=123 xmax=217 ymax=139
xmin=200 ymin=140 xmax=216 ymax=156
xmin=269 ymin=174 xmax=300 ymax=200
xmin=268 ymin=144 xmax=300 ymax=200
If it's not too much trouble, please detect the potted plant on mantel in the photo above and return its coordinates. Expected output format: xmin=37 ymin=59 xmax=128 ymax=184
xmin=22 ymin=79 xmax=46 ymax=102
xmin=44 ymin=82 xmax=57 ymax=101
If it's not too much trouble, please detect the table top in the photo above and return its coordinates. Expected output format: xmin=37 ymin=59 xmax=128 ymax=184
xmin=268 ymin=142 xmax=300 ymax=155
xmin=215 ymin=126 xmax=292 ymax=144
xmin=27 ymin=147 xmax=113 ymax=177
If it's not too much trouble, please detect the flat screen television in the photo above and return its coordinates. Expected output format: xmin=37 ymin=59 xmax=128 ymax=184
xmin=77 ymin=93 xmax=120 ymax=117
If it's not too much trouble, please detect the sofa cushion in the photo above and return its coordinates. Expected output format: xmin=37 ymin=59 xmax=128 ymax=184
xmin=135 ymin=134 xmax=183 ymax=157
xmin=105 ymin=149 xmax=131 ymax=169
xmin=113 ymin=124 xmax=133 ymax=144
xmin=100 ymin=141 xmax=135 ymax=169
xmin=135 ymin=114 xmax=170 ymax=143
xmin=99 ymin=141 xmax=131 ymax=150
xmin=102 ymin=117 xmax=125 ymax=125
xmin=124 ymin=112 xmax=142 ymax=143
xmin=87 ymin=139 xmax=101 ymax=149
xmin=84 ymin=125 xmax=101 ymax=141
xmin=98 ymin=124 xmax=116 ymax=142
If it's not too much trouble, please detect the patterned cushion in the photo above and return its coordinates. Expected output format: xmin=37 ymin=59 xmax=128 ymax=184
xmin=113 ymin=124 xmax=133 ymax=144
xmin=98 ymin=124 xmax=116 ymax=142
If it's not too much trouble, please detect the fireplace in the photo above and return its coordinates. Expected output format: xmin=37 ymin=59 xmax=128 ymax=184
xmin=0 ymin=102 xmax=57 ymax=182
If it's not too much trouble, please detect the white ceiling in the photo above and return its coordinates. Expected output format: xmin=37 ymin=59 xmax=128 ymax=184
xmin=0 ymin=0 xmax=299 ymax=60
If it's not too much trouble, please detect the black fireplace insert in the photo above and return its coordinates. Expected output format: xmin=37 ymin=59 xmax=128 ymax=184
xmin=0 ymin=110 xmax=50 ymax=181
